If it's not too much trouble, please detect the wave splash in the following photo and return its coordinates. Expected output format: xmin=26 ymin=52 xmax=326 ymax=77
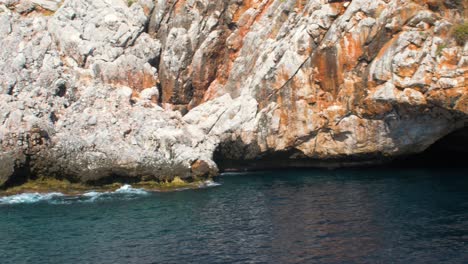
xmin=0 ymin=184 xmax=149 ymax=205
xmin=200 ymin=180 xmax=222 ymax=187
xmin=115 ymin=184 xmax=149 ymax=194
xmin=0 ymin=181 xmax=221 ymax=205
xmin=0 ymin=192 xmax=64 ymax=205
xmin=80 ymin=184 xmax=149 ymax=202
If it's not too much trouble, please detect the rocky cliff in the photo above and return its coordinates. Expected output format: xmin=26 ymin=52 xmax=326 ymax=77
xmin=0 ymin=0 xmax=466 ymax=187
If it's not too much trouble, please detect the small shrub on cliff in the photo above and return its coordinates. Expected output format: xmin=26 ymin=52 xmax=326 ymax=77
xmin=452 ymin=22 xmax=468 ymax=45
xmin=127 ymin=0 xmax=135 ymax=7
xmin=436 ymin=43 xmax=448 ymax=56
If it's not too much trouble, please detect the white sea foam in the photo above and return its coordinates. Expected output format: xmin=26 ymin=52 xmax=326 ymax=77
xmin=0 ymin=185 xmax=149 ymax=205
xmin=80 ymin=185 xmax=148 ymax=202
xmin=0 ymin=182 xmax=217 ymax=205
xmin=0 ymin=192 xmax=64 ymax=205
xmin=115 ymin=184 xmax=148 ymax=195
xmin=82 ymin=191 xmax=102 ymax=197
xmin=81 ymin=191 xmax=107 ymax=202
xmin=200 ymin=180 xmax=222 ymax=188
xmin=82 ymin=185 xmax=148 ymax=197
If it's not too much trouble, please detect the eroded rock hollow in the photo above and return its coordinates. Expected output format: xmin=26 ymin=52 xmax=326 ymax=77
xmin=0 ymin=0 xmax=467 ymax=186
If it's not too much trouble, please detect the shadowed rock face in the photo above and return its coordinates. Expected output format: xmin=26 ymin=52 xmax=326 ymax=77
xmin=0 ymin=0 xmax=467 ymax=186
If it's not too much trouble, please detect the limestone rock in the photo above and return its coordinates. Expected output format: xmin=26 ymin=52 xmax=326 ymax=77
xmin=0 ymin=0 xmax=467 ymax=186
xmin=0 ymin=153 xmax=15 ymax=186
xmin=31 ymin=0 xmax=62 ymax=11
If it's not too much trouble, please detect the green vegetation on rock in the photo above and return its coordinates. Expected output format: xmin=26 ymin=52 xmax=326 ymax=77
xmin=1 ymin=178 xmax=91 ymax=195
xmin=452 ymin=22 xmax=468 ymax=45
xmin=436 ymin=43 xmax=448 ymax=56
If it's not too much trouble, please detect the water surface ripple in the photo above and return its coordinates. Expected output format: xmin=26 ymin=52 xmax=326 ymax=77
xmin=0 ymin=168 xmax=467 ymax=263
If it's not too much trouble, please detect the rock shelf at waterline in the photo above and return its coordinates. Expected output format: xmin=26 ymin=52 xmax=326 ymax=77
xmin=0 ymin=184 xmax=150 ymax=205
xmin=0 ymin=181 xmax=222 ymax=205
xmin=0 ymin=177 xmax=221 ymax=198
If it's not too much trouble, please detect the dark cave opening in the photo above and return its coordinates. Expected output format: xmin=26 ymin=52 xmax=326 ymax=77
xmin=85 ymin=174 xmax=142 ymax=186
xmin=1 ymin=156 xmax=32 ymax=190
xmin=213 ymin=141 xmax=390 ymax=172
xmin=213 ymin=127 xmax=468 ymax=172
xmin=390 ymin=127 xmax=468 ymax=169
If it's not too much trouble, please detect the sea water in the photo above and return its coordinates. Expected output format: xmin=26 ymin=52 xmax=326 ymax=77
xmin=0 ymin=168 xmax=467 ymax=263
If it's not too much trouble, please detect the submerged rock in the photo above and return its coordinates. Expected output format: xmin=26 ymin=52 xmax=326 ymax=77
xmin=0 ymin=0 xmax=467 ymax=187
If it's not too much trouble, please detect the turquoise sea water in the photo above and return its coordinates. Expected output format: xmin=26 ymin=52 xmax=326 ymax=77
xmin=0 ymin=168 xmax=467 ymax=263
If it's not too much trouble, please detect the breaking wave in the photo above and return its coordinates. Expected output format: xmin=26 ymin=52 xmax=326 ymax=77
xmin=0 ymin=184 xmax=149 ymax=205
xmin=200 ymin=180 xmax=222 ymax=187
xmin=80 ymin=184 xmax=150 ymax=202
xmin=0 ymin=192 xmax=64 ymax=205
xmin=0 ymin=182 xmax=221 ymax=205
xmin=115 ymin=184 xmax=149 ymax=194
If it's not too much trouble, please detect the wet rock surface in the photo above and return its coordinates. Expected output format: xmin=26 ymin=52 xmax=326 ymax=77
xmin=0 ymin=0 xmax=467 ymax=186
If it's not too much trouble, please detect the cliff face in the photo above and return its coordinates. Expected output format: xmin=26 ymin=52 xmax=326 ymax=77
xmin=0 ymin=0 xmax=466 ymax=186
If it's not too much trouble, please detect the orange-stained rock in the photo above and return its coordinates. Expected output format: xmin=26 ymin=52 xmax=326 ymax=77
xmin=191 ymin=160 xmax=218 ymax=178
xmin=1 ymin=0 xmax=467 ymax=185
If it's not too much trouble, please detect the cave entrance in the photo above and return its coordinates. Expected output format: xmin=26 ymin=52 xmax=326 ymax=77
xmin=391 ymin=127 xmax=468 ymax=168
xmin=213 ymin=147 xmax=310 ymax=172
xmin=213 ymin=127 xmax=468 ymax=172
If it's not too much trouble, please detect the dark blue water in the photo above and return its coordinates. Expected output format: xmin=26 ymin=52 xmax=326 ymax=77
xmin=1 ymin=168 xmax=467 ymax=264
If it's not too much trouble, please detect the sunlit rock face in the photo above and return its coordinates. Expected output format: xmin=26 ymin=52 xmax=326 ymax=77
xmin=0 ymin=0 xmax=466 ymax=185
